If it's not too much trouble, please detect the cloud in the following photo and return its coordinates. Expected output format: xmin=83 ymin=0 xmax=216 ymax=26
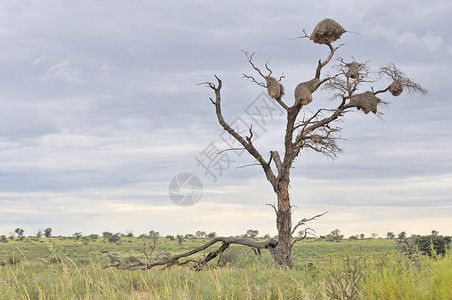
xmin=366 ymin=24 xmax=445 ymax=51
xmin=395 ymin=31 xmax=443 ymax=51
xmin=0 ymin=1 xmax=451 ymax=238
xmin=32 ymin=57 xmax=45 ymax=66
xmin=42 ymin=61 xmax=82 ymax=83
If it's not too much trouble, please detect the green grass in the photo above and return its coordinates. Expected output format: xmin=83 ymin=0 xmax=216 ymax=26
xmin=0 ymin=237 xmax=450 ymax=299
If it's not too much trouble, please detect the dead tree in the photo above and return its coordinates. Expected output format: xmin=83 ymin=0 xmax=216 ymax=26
xmin=102 ymin=19 xmax=427 ymax=270
xmin=199 ymin=18 xmax=426 ymax=268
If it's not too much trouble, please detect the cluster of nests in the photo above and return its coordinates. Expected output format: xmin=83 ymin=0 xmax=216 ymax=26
xmin=264 ymin=18 xmax=404 ymax=115
xmin=348 ymin=81 xmax=403 ymax=114
xmin=265 ymin=18 xmax=345 ymax=102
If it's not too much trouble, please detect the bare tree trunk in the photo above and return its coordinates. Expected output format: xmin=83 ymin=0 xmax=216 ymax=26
xmin=274 ymin=178 xmax=293 ymax=268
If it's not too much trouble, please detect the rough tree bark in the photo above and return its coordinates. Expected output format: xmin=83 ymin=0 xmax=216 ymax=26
xmin=103 ymin=20 xmax=427 ymax=270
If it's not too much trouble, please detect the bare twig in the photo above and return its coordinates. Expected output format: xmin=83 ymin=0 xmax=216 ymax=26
xmin=242 ymin=50 xmax=266 ymax=79
xmin=217 ymin=147 xmax=246 ymax=155
xmin=266 ymin=203 xmax=277 ymax=214
xmin=291 ymin=211 xmax=328 ymax=236
xmin=291 ymin=29 xmax=310 ymax=40
xmin=292 ymin=228 xmax=316 ymax=246
xmin=242 ymin=73 xmax=266 ymax=87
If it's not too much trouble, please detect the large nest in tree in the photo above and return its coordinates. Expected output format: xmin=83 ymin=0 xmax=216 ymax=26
xmin=265 ymin=76 xmax=284 ymax=99
xmin=310 ymin=18 xmax=346 ymax=45
xmin=310 ymin=134 xmax=323 ymax=144
xmin=303 ymin=78 xmax=321 ymax=93
xmin=294 ymin=83 xmax=313 ymax=106
xmin=345 ymin=62 xmax=361 ymax=79
xmin=349 ymin=91 xmax=381 ymax=114
xmin=389 ymin=80 xmax=403 ymax=96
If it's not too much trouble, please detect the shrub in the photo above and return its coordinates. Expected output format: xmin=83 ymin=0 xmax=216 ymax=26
xmin=319 ymin=252 xmax=366 ymax=299
xmin=395 ymin=236 xmax=419 ymax=259
xmin=415 ymin=235 xmax=451 ymax=257
xmin=108 ymin=234 xmax=121 ymax=243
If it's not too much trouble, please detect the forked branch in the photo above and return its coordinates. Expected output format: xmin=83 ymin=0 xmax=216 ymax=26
xmin=200 ymin=75 xmax=278 ymax=187
xmin=315 ymin=43 xmax=343 ymax=79
xmin=291 ymin=211 xmax=329 ymax=236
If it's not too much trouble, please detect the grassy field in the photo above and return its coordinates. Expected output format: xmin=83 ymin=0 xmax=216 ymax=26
xmin=0 ymin=236 xmax=450 ymax=299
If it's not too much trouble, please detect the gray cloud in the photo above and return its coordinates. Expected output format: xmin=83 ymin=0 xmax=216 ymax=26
xmin=0 ymin=0 xmax=451 ymax=237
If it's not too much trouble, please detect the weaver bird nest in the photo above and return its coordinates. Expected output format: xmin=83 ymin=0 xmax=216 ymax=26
xmin=294 ymin=79 xmax=321 ymax=106
xmin=266 ymin=76 xmax=285 ymax=99
xmin=345 ymin=62 xmax=361 ymax=79
xmin=349 ymin=91 xmax=382 ymax=114
xmin=389 ymin=80 xmax=403 ymax=96
xmin=310 ymin=18 xmax=346 ymax=45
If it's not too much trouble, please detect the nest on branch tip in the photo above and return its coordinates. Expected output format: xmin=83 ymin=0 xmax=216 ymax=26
xmin=345 ymin=62 xmax=361 ymax=79
xmin=389 ymin=80 xmax=403 ymax=96
xmin=265 ymin=76 xmax=284 ymax=99
xmin=310 ymin=18 xmax=346 ymax=45
xmin=349 ymin=91 xmax=381 ymax=114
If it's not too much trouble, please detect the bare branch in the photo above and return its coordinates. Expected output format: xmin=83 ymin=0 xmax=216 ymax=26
xmin=270 ymin=151 xmax=283 ymax=173
xmin=378 ymin=64 xmax=428 ymax=95
xmin=266 ymin=203 xmax=277 ymax=214
xmin=291 ymin=29 xmax=310 ymax=40
xmin=242 ymin=73 xmax=266 ymax=88
xmin=242 ymin=50 xmax=289 ymax=111
xmin=373 ymin=87 xmax=390 ymax=95
xmin=197 ymin=81 xmax=216 ymax=90
xmin=235 ymin=163 xmax=261 ymax=169
xmin=315 ymin=43 xmax=344 ymax=79
xmin=265 ymin=62 xmax=272 ymax=76
xmin=274 ymin=97 xmax=289 ymax=111
xmin=217 ymin=147 xmax=246 ymax=155
xmin=246 ymin=125 xmax=254 ymax=141
xmin=291 ymin=228 xmax=317 ymax=246
xmin=141 ymin=237 xmax=277 ymax=270
xmin=202 ymin=75 xmax=277 ymax=187
xmin=101 ymin=251 xmax=146 ymax=270
xmin=291 ymin=211 xmax=328 ymax=236
xmin=242 ymin=50 xmax=266 ymax=79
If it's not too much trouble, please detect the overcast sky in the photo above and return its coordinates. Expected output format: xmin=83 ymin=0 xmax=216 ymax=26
xmin=1 ymin=0 xmax=451 ymax=238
